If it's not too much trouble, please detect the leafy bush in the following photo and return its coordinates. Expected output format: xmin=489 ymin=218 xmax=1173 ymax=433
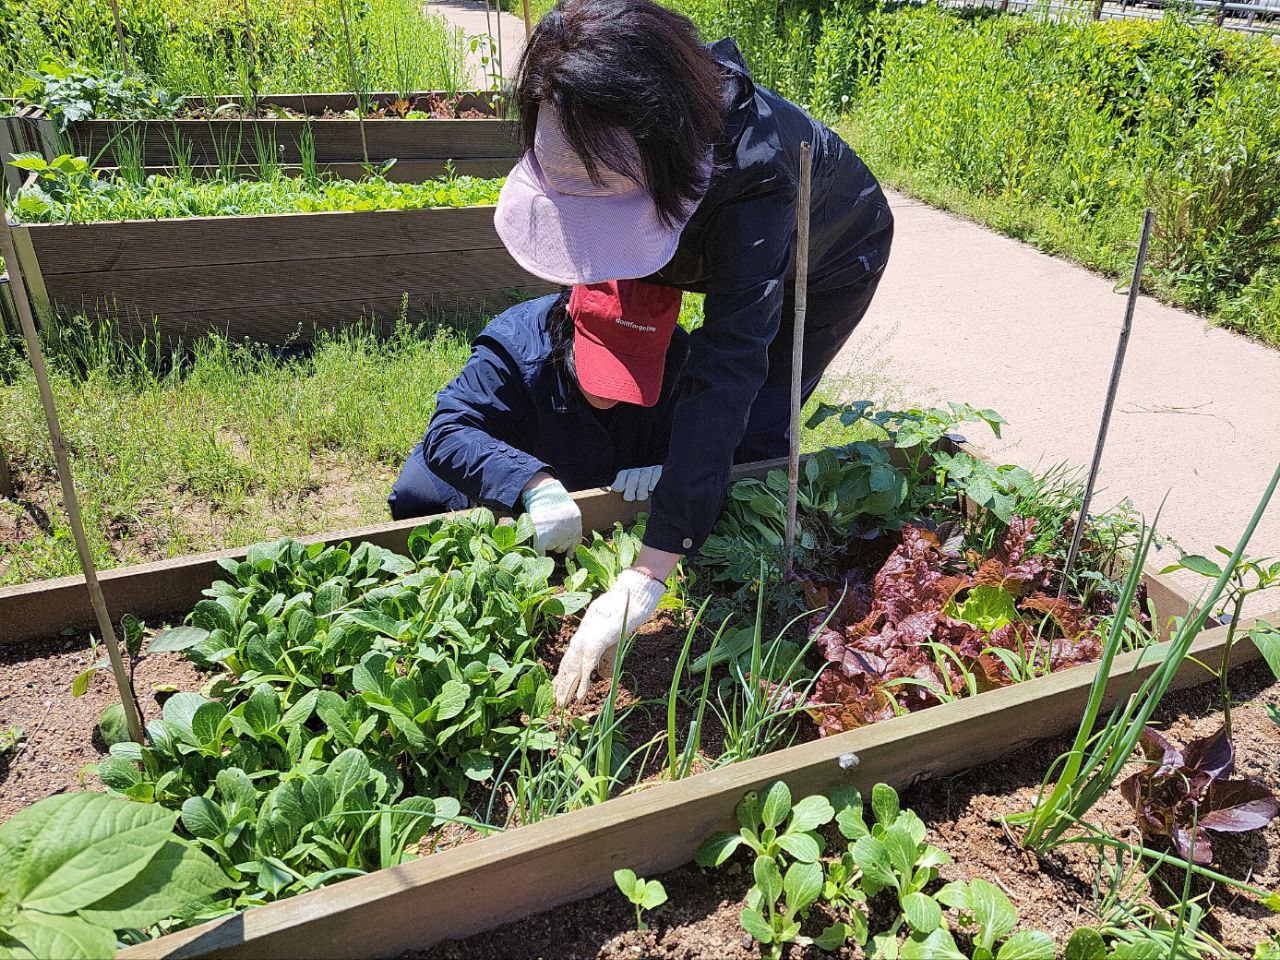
xmin=14 ymin=56 xmax=176 ymax=130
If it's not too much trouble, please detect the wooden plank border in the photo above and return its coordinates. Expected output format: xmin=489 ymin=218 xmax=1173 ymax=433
xmin=0 ymin=445 xmax=1196 ymax=644
xmin=120 ymin=616 xmax=1269 ymax=960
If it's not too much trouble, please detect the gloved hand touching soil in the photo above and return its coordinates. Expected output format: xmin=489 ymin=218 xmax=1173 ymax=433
xmin=553 ymin=568 xmax=667 ymax=705
xmin=521 ymin=474 xmax=582 ymax=555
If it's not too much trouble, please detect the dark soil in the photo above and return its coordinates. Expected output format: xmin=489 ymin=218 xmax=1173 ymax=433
xmin=419 ymin=661 xmax=1280 ymax=960
xmin=0 ymin=631 xmax=206 ymax=823
xmin=173 ymin=93 xmax=490 ymax=121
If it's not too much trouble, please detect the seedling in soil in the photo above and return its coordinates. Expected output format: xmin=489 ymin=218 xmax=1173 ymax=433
xmin=0 ymin=724 xmax=23 ymax=756
xmin=613 ymin=869 xmax=667 ymax=931
xmin=936 ymin=877 xmax=1054 ymax=959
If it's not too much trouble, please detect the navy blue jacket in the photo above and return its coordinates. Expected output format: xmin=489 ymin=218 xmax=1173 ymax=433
xmin=640 ymin=39 xmax=893 ymax=554
xmin=422 ymin=295 xmax=689 ymax=509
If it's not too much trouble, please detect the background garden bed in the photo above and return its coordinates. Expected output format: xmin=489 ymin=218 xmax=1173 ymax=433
xmin=17 ymin=91 xmax=517 ymax=168
xmin=5 ymin=203 xmax=554 ymax=344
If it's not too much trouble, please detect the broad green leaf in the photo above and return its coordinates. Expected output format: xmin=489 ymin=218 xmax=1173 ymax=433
xmin=1064 ymin=927 xmax=1107 ymax=960
xmin=1107 ymin=944 xmax=1164 ymax=959
xmin=0 ymin=793 xmax=175 ymax=913
xmin=70 ymin=667 xmax=98 ymax=699
xmin=900 ymin=891 xmax=942 ymax=933
xmin=1249 ymin=624 xmax=1280 ymax=682
xmin=97 ymin=704 xmax=130 ymax=748
xmin=871 ymin=782 xmax=900 ymax=827
xmin=881 ymin=824 xmax=918 ymax=884
xmin=901 ymin=927 xmax=964 ymax=960
xmin=147 ymin=626 xmax=209 ymax=653
xmin=694 ymin=831 xmax=743 ymax=868
xmin=460 ymin=750 xmax=494 ymax=781
xmin=191 ymin=701 xmax=228 ymax=747
xmin=4 ymin=912 xmax=115 ymax=960
xmin=434 ymin=680 xmax=469 ymax=722
xmin=613 ymin=868 xmax=638 ymax=899
xmin=1166 ymin=554 xmax=1222 ymax=578
xmin=788 ymin=794 xmax=834 ymax=832
xmin=180 ymin=797 xmax=227 ymax=840
xmin=739 ymin=906 xmax=774 ymax=944
xmin=753 ymin=854 xmax=783 ymax=907
xmin=760 ymin=781 xmax=792 ymax=829
xmin=851 ymin=836 xmax=896 ymax=890
xmin=996 ymin=929 xmax=1055 ymax=960
xmin=782 ymin=860 xmax=822 ymax=913
xmin=639 ymin=880 xmax=667 ymax=911
xmin=75 ymin=839 xmax=226 ymax=928
xmin=814 ymin=922 xmax=852 ymax=951
xmin=242 ymin=686 xmax=280 ymax=734
xmin=161 ymin=692 xmax=205 ymax=741
xmin=775 ymin=830 xmax=821 ymax=863
xmin=969 ymin=878 xmax=1018 ymax=944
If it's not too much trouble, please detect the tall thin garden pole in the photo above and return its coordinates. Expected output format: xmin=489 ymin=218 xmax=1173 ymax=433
xmin=784 ymin=141 xmax=813 ymax=578
xmin=107 ymin=0 xmax=131 ymax=73
xmin=1057 ymin=209 xmax=1154 ymax=600
xmin=0 ymin=201 xmax=144 ymax=743
xmin=337 ymin=0 xmax=371 ymax=167
xmin=0 ymin=443 xmax=14 ymax=500
xmin=522 ymin=0 xmax=533 ymax=40
xmin=240 ymin=0 xmax=262 ymax=115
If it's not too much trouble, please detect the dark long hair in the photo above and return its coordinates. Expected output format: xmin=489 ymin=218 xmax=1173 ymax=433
xmin=515 ymin=0 xmax=724 ymax=227
xmin=546 ymin=290 xmax=577 ymax=383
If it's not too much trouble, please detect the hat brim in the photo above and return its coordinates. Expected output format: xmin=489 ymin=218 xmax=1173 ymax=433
xmin=574 ymin=333 xmax=665 ymax=407
xmin=495 ymin=152 xmax=687 ymax=286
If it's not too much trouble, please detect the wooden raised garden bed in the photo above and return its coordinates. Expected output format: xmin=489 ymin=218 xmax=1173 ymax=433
xmin=17 ymin=91 xmax=519 ymax=171
xmin=7 ymin=440 xmax=1260 ymax=960
xmin=5 ymin=199 xmax=554 ymax=346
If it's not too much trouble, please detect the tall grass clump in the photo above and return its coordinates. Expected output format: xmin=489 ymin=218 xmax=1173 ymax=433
xmin=0 ymin=0 xmax=471 ymax=97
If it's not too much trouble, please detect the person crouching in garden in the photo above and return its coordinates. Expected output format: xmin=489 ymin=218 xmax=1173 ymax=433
xmin=388 ymin=280 xmax=687 ymax=556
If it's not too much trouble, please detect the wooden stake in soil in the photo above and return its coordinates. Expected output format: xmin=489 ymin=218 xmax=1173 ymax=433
xmin=337 ymin=0 xmax=371 ymax=168
xmin=522 ymin=0 xmax=533 ymax=40
xmin=784 ymin=141 xmax=813 ymax=577
xmin=107 ymin=0 xmax=131 ymax=73
xmin=0 ymin=200 xmax=145 ymax=744
xmin=0 ymin=442 xmax=14 ymax=500
xmin=1057 ymin=208 xmax=1154 ymax=600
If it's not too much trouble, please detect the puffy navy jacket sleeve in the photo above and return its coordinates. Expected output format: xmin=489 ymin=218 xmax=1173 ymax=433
xmin=421 ymin=340 xmax=550 ymax=510
xmin=645 ymin=173 xmax=795 ymax=553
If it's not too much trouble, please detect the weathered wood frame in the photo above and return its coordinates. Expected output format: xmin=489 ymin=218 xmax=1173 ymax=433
xmin=6 ymin=197 xmax=554 ymax=345
xmin=18 ymin=91 xmax=517 ymax=168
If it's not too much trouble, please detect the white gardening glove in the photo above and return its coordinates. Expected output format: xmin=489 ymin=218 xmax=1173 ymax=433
xmin=553 ymin=568 xmax=667 ymax=705
xmin=521 ymin=478 xmax=582 ymax=554
xmin=610 ymin=465 xmax=662 ymax=503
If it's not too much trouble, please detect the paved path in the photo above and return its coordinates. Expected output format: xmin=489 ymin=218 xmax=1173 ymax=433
xmin=832 ymin=189 xmax=1280 ymax=615
xmin=430 ymin=0 xmax=527 ymax=85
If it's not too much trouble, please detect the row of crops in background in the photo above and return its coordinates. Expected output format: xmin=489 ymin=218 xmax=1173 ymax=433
xmin=676 ymin=0 xmax=1280 ymax=346
xmin=0 ymin=0 xmax=472 ymax=101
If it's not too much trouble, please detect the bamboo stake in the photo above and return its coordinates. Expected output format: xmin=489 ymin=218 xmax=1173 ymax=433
xmin=784 ymin=142 xmax=813 ymax=577
xmin=0 ymin=442 xmax=14 ymax=500
xmin=1057 ymin=209 xmax=1154 ymax=600
xmin=0 ymin=205 xmax=144 ymax=743
xmin=337 ymin=0 xmax=371 ymax=168
xmin=522 ymin=0 xmax=533 ymax=40
xmin=240 ymin=0 xmax=262 ymax=115
xmin=107 ymin=0 xmax=131 ymax=73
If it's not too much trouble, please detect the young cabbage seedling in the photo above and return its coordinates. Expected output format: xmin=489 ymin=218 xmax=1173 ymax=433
xmin=613 ymin=868 xmax=667 ymax=931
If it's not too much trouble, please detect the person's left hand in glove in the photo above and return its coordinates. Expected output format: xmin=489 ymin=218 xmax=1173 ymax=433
xmin=553 ymin=567 xmax=667 ymax=705
xmin=610 ymin=465 xmax=662 ymax=503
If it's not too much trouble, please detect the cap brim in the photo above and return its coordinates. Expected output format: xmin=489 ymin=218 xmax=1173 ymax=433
xmin=495 ymin=153 xmax=687 ymax=285
xmin=574 ymin=334 xmax=664 ymax=407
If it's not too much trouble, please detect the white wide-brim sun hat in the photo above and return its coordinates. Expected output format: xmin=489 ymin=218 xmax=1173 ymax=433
xmin=494 ymin=106 xmax=695 ymax=285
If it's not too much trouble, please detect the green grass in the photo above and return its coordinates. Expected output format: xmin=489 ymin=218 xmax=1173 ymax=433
xmin=13 ymin=169 xmax=505 ymax=224
xmin=0 ymin=315 xmax=476 ymax=586
xmin=0 ymin=296 xmax=895 ymax=587
xmin=0 ymin=0 xmax=471 ymax=99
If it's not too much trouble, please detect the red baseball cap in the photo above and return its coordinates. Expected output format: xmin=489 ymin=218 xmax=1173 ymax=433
xmin=569 ymin=280 xmax=682 ymax=407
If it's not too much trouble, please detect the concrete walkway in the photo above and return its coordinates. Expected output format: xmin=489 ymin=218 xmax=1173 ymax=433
xmin=431 ymin=0 xmax=527 ymax=84
xmin=833 ymin=189 xmax=1280 ymax=615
